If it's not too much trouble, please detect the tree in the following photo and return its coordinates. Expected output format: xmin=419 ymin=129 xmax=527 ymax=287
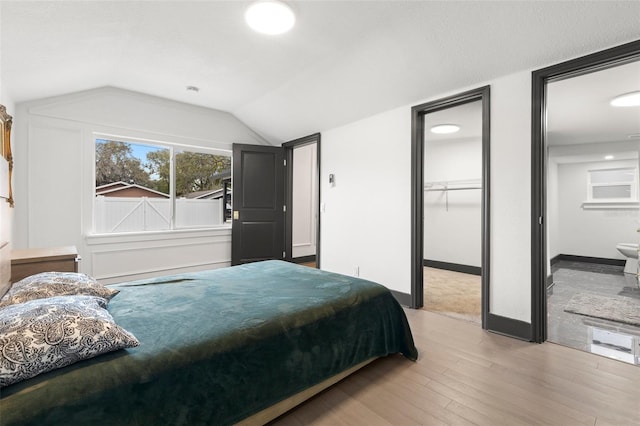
xmin=96 ymin=140 xmax=231 ymax=197
xmin=174 ymin=152 xmax=230 ymax=197
xmin=145 ymin=149 xmax=170 ymax=194
xmin=95 ymin=140 xmax=151 ymax=187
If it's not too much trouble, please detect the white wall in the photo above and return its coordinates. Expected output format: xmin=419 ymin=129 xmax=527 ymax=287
xmin=321 ymin=106 xmax=411 ymax=292
xmin=424 ymin=136 xmax=482 ymax=267
xmin=0 ymin=187 xmax=8 ymax=289
xmin=292 ymin=143 xmax=317 ymax=258
xmin=554 ymin=159 xmax=637 ymax=259
xmin=548 ymin=159 xmax=560 ymax=261
xmin=13 ymin=87 xmax=268 ymax=283
xmin=320 ymin=70 xmax=533 ymax=323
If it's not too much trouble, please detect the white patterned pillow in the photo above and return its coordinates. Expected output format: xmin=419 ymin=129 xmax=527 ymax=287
xmin=0 ymin=272 xmax=119 ymax=308
xmin=0 ymin=295 xmax=139 ymax=387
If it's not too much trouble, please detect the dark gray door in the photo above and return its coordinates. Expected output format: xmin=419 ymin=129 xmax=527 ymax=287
xmin=231 ymin=144 xmax=284 ymax=265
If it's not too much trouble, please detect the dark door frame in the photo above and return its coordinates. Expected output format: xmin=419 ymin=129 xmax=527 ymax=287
xmin=283 ymin=133 xmax=321 ymax=268
xmin=410 ymin=86 xmax=491 ymax=329
xmin=531 ymin=39 xmax=640 ymax=343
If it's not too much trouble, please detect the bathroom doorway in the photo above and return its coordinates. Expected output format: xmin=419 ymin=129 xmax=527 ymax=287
xmin=410 ymin=86 xmax=490 ymax=329
xmin=535 ymin=43 xmax=640 ymax=364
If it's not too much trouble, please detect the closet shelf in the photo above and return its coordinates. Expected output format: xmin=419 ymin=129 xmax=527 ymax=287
xmin=423 ymin=179 xmax=482 ymax=192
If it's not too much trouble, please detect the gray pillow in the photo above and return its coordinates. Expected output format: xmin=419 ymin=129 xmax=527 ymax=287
xmin=0 ymin=272 xmax=119 ymax=308
xmin=0 ymin=295 xmax=139 ymax=387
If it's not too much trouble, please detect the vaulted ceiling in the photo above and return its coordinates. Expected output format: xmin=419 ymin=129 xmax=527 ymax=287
xmin=2 ymin=1 xmax=639 ymax=144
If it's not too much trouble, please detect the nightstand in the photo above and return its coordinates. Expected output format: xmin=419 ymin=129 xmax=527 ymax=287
xmin=11 ymin=246 xmax=79 ymax=283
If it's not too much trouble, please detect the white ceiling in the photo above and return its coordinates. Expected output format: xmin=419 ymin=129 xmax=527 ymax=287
xmin=547 ymin=60 xmax=640 ymax=147
xmin=2 ymin=1 xmax=640 ymax=144
xmin=423 ymin=100 xmax=482 ymax=142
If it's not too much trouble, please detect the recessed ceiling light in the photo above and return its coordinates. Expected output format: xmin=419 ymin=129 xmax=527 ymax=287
xmin=610 ymin=91 xmax=640 ymax=107
xmin=245 ymin=1 xmax=295 ymax=35
xmin=604 ymin=155 xmax=614 ymax=160
xmin=430 ymin=124 xmax=460 ymax=134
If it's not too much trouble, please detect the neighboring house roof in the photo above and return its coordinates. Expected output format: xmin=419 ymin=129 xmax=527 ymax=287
xmin=96 ymin=181 xmax=130 ymax=191
xmin=211 ymin=169 xmax=231 ymax=181
xmin=183 ymin=188 xmax=228 ymax=200
xmin=96 ymin=182 xmax=169 ymax=198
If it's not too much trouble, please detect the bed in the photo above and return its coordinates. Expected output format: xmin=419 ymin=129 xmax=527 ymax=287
xmin=0 ymin=260 xmax=417 ymax=425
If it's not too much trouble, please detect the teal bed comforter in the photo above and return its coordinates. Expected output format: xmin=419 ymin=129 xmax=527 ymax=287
xmin=0 ymin=260 xmax=417 ymax=425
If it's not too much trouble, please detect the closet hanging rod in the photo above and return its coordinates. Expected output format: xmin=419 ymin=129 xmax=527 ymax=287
xmin=424 ymin=186 xmax=482 ymax=192
xmin=424 ymin=178 xmax=481 ymax=185
xmin=423 ymin=179 xmax=481 ymax=190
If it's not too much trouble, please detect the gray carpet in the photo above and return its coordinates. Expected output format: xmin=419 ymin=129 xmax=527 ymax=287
xmin=564 ymin=293 xmax=640 ymax=327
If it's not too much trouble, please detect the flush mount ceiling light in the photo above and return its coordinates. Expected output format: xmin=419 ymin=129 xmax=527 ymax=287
xmin=604 ymin=155 xmax=615 ymax=160
xmin=430 ymin=124 xmax=460 ymax=134
xmin=610 ymin=91 xmax=640 ymax=107
xmin=245 ymin=1 xmax=295 ymax=35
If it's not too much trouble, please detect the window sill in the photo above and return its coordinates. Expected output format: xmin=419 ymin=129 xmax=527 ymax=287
xmin=86 ymin=226 xmax=232 ymax=245
xmin=582 ymin=201 xmax=639 ymax=210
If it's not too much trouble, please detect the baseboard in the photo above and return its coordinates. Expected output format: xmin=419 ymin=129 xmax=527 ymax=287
xmin=556 ymin=254 xmax=624 ymax=267
xmin=390 ymin=290 xmax=412 ymax=307
xmin=550 ymin=254 xmax=561 ymax=266
xmin=546 ymin=274 xmax=554 ymax=288
xmin=423 ymin=259 xmax=481 ymax=276
xmin=486 ymin=313 xmax=532 ymax=341
xmin=291 ymin=255 xmax=316 ymax=264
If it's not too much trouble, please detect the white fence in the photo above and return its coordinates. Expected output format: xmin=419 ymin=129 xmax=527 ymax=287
xmin=94 ymin=196 xmax=223 ymax=233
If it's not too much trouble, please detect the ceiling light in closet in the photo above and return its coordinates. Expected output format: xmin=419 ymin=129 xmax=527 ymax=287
xmin=245 ymin=1 xmax=295 ymax=35
xmin=430 ymin=124 xmax=460 ymax=134
xmin=610 ymin=91 xmax=640 ymax=107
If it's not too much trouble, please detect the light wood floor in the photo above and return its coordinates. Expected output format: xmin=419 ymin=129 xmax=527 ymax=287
xmin=271 ymin=308 xmax=640 ymax=425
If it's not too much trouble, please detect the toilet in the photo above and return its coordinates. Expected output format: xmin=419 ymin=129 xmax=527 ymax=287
xmin=616 ymin=243 xmax=639 ymax=274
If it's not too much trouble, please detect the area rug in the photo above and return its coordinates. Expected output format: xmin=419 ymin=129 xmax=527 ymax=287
xmin=564 ymin=293 xmax=640 ymax=327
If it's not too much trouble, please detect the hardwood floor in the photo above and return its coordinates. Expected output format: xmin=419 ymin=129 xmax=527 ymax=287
xmin=271 ymin=308 xmax=640 ymax=425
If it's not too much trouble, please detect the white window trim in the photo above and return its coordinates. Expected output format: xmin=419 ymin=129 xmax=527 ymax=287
xmin=86 ymin=226 xmax=231 ymax=246
xmin=582 ymin=200 xmax=639 ymax=210
xmin=92 ymin=134 xmax=232 ymax=235
xmin=583 ymin=166 xmax=638 ymax=210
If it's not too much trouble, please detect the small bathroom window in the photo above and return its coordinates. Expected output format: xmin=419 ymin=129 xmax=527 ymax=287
xmin=583 ymin=167 xmax=639 ymax=209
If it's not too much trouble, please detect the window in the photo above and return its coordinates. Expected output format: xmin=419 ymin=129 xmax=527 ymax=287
xmin=94 ymin=138 xmax=231 ymax=234
xmin=583 ymin=167 xmax=638 ymax=209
